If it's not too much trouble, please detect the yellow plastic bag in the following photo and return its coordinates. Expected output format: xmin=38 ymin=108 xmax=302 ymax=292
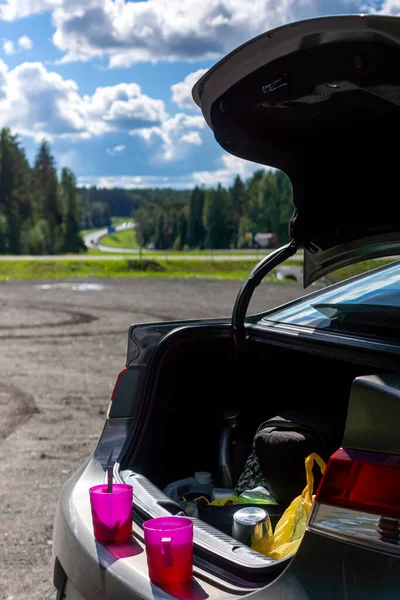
xmin=252 ymin=453 xmax=326 ymax=560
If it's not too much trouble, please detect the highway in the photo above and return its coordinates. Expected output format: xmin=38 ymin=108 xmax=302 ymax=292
xmin=82 ymin=221 xmax=136 ymax=252
xmin=81 ymin=223 xmax=303 ymax=265
xmin=0 ymin=225 xmax=303 ymax=271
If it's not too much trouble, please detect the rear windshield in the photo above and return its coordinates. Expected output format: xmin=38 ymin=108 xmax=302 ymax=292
xmin=262 ymin=262 xmax=400 ymax=339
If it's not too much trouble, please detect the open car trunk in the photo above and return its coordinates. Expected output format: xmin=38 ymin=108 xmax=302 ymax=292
xmin=114 ymin=19 xmax=400 ymax=586
xmin=119 ymin=325 xmax=387 ymax=587
xmin=193 ymin=15 xmax=400 ymax=286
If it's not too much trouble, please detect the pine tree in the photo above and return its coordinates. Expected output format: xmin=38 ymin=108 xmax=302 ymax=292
xmin=34 ymin=140 xmax=62 ymax=254
xmin=155 ymin=212 xmax=165 ymax=250
xmin=173 ymin=211 xmax=187 ymax=250
xmin=165 ymin=207 xmax=178 ymax=248
xmin=60 ymin=167 xmax=85 ymax=253
xmin=134 ymin=203 xmax=157 ymax=248
xmin=178 ymin=211 xmax=187 ymax=248
xmin=230 ymin=175 xmax=246 ymax=247
xmin=203 ymin=185 xmax=233 ymax=249
xmin=237 ymin=215 xmax=253 ymax=248
xmin=0 ymin=128 xmax=32 ymax=254
xmin=187 ymin=186 xmax=205 ymax=248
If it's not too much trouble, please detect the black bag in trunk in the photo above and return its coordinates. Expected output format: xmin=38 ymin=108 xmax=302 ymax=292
xmin=254 ymin=411 xmax=343 ymax=506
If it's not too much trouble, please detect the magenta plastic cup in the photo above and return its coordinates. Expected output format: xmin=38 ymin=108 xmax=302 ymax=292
xmin=143 ymin=517 xmax=193 ymax=586
xmin=89 ymin=483 xmax=133 ymax=543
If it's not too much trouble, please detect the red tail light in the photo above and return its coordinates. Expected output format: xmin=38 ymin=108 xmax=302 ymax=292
xmin=111 ymin=368 xmax=128 ymax=401
xmin=316 ymin=448 xmax=400 ymax=518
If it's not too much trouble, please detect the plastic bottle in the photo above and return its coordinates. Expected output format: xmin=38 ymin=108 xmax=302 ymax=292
xmin=163 ymin=471 xmax=214 ymax=503
xmin=216 ymin=409 xmax=241 ymax=489
xmin=236 ymin=486 xmax=278 ymax=505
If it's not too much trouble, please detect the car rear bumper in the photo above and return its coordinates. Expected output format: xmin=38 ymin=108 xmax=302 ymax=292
xmin=52 ymin=454 xmax=256 ymax=600
xmin=53 ymin=417 xmax=399 ymax=599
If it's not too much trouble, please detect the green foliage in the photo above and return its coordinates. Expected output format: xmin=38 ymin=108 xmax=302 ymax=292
xmin=78 ymin=186 xmax=190 ymax=230
xmin=0 ymin=125 xmax=294 ymax=255
xmin=134 ymin=191 xmax=189 ymax=250
xmin=0 ymin=258 xmax=266 ymax=281
xmin=79 ymin=188 xmax=112 ymax=230
xmin=0 ymin=128 xmax=33 ymax=254
xmin=134 ymin=169 xmax=293 ymax=251
xmin=60 ymin=167 xmax=86 ymax=254
xmin=204 ymin=184 xmax=234 ymax=249
xmin=0 ymin=129 xmax=85 ymax=255
xmin=187 ymin=186 xmax=205 ymax=248
xmin=100 ymin=228 xmax=138 ymax=249
xmin=34 ymin=140 xmax=63 ymax=253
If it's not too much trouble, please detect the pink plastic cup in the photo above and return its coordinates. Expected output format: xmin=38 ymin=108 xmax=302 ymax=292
xmin=89 ymin=483 xmax=133 ymax=543
xmin=143 ymin=517 xmax=193 ymax=586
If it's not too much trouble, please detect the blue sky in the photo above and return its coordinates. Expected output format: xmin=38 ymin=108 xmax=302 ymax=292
xmin=0 ymin=0 xmax=393 ymax=188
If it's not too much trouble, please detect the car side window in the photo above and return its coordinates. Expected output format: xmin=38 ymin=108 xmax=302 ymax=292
xmin=261 ymin=262 xmax=400 ymax=337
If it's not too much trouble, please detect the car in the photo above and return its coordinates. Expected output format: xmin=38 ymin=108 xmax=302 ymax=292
xmin=53 ymin=14 xmax=400 ymax=600
xmin=253 ymin=233 xmax=280 ymax=249
xmin=275 ymin=263 xmax=302 ymax=283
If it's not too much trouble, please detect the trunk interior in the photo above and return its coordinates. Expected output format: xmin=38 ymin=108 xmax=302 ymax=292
xmin=124 ymin=328 xmax=386 ymax=582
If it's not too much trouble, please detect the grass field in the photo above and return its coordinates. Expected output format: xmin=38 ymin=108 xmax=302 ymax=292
xmin=96 ymin=243 xmax=268 ymax=258
xmin=80 ymin=218 xmax=132 ymax=238
xmin=0 ymin=258 xmax=264 ymax=281
xmin=100 ymin=228 xmax=138 ymax=248
xmin=0 ymin=255 xmax=395 ymax=283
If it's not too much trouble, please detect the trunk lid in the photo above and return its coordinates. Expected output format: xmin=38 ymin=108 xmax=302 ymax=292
xmin=193 ymin=15 xmax=400 ymax=286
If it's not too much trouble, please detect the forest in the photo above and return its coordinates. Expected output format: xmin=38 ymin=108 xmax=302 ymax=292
xmin=133 ymin=170 xmax=293 ymax=250
xmin=79 ymin=186 xmax=191 ymax=229
xmin=0 ymin=128 xmax=293 ymax=253
xmin=0 ymin=128 xmax=84 ymax=255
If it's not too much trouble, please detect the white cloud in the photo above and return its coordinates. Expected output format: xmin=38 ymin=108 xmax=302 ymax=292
xmin=77 ymin=154 xmax=264 ymax=188
xmin=0 ymin=0 xmax=80 ymax=21
xmin=171 ymin=69 xmax=207 ymax=109
xmin=55 ymin=148 xmax=80 ymax=169
xmin=84 ymin=83 xmax=167 ymax=133
xmin=0 ymin=61 xmax=167 ymax=140
xmin=192 ymin=153 xmax=263 ymax=187
xmin=3 ymin=36 xmax=33 ymax=55
xmin=3 ymin=39 xmax=14 ymax=55
xmin=77 ymin=151 xmax=272 ymax=189
xmin=106 ymin=144 xmax=126 ymax=156
xmin=18 ymin=35 xmax=33 ymax=50
xmin=377 ymin=1 xmax=400 ymax=13
xmin=132 ymin=113 xmax=205 ymax=161
xmin=0 ymin=1 xmax=392 ymax=68
xmin=0 ymin=61 xmax=85 ymax=139
xmin=78 ymin=174 xmax=195 ymax=189
xmin=47 ymin=0 xmax=362 ymax=68
xmin=0 ymin=58 xmax=7 ymax=100
xmin=181 ymin=131 xmax=202 ymax=145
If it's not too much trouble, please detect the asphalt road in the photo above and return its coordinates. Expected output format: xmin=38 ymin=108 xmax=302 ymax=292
xmin=83 ymin=222 xmax=136 ymax=253
xmin=0 ymin=224 xmax=302 ymax=262
xmin=0 ymin=277 xmax=304 ymax=599
xmin=81 ymin=223 xmax=303 ymax=262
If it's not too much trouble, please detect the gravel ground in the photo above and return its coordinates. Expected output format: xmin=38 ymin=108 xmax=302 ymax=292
xmin=0 ymin=277 xmax=304 ymax=599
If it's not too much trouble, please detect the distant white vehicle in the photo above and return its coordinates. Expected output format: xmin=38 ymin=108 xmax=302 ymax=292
xmin=275 ymin=265 xmax=303 ymax=283
xmin=244 ymin=232 xmax=279 ymax=249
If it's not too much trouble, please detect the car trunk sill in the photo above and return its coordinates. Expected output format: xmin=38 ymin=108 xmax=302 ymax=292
xmin=119 ymin=470 xmax=289 ymax=586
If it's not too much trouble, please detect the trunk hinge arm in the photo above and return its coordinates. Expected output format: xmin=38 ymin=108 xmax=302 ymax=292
xmin=232 ymin=239 xmax=300 ymax=352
